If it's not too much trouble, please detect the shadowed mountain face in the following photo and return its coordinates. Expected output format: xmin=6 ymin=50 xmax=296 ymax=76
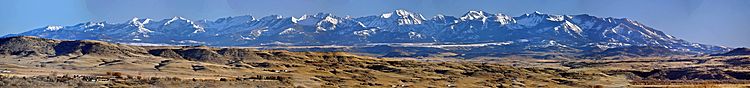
xmin=3 ymin=10 xmax=728 ymax=54
xmin=581 ymin=46 xmax=689 ymax=59
xmin=712 ymin=48 xmax=750 ymax=56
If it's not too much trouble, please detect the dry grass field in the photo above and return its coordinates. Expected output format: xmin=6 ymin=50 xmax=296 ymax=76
xmin=1 ymin=36 xmax=750 ymax=88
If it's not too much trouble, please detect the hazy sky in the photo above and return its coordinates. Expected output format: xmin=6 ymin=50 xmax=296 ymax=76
xmin=0 ymin=0 xmax=748 ymax=47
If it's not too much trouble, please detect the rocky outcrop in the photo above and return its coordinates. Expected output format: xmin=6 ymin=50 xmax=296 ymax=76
xmin=148 ymin=48 xmax=266 ymax=64
xmin=0 ymin=36 xmax=145 ymax=56
xmin=217 ymin=48 xmax=264 ymax=61
xmin=57 ymin=40 xmax=147 ymax=56
xmin=0 ymin=36 xmax=58 ymax=56
xmin=149 ymin=49 xmax=183 ymax=59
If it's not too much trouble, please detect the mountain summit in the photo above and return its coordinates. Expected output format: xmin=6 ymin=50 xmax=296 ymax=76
xmin=4 ymin=10 xmax=728 ymax=54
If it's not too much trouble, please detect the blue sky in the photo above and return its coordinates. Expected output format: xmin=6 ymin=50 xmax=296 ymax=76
xmin=0 ymin=0 xmax=748 ymax=47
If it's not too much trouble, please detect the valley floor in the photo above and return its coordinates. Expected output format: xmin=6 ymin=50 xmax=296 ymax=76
xmin=2 ymin=52 xmax=750 ymax=87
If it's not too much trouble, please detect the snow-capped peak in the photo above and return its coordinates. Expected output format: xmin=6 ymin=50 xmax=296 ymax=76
xmin=383 ymin=9 xmax=424 ymax=25
xmin=125 ymin=17 xmax=154 ymax=34
xmin=130 ymin=17 xmax=152 ymax=25
xmin=460 ymin=10 xmax=490 ymax=22
xmin=321 ymin=16 xmax=340 ymax=25
xmin=532 ymin=11 xmax=543 ymax=15
xmin=315 ymin=15 xmax=341 ymax=31
xmin=13 ymin=10 xmax=726 ymax=54
xmin=128 ymin=17 xmax=149 ymax=27
xmin=291 ymin=14 xmax=309 ymax=23
xmin=224 ymin=15 xmax=256 ymax=21
xmin=494 ymin=13 xmax=515 ymax=25
xmin=524 ymin=11 xmax=546 ymax=17
xmin=382 ymin=9 xmax=415 ymax=19
xmin=515 ymin=11 xmax=568 ymax=27
xmin=161 ymin=16 xmax=205 ymax=33
xmin=164 ymin=16 xmax=190 ymax=26
xmin=394 ymin=9 xmax=414 ymax=17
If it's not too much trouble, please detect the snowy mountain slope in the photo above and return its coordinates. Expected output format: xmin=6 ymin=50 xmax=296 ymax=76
xmin=4 ymin=9 xmax=729 ymax=54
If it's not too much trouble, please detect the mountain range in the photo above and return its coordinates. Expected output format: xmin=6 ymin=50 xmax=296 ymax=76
xmin=2 ymin=9 xmax=729 ymax=54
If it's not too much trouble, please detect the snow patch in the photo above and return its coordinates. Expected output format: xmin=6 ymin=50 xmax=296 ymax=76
xmin=45 ymin=25 xmax=63 ymax=31
xmin=547 ymin=15 xmax=565 ymax=21
xmin=279 ymin=28 xmax=299 ymax=34
xmin=174 ymin=40 xmax=206 ymax=44
xmin=381 ymin=13 xmax=393 ymax=18
xmin=251 ymin=29 xmax=268 ymax=37
xmin=354 ymin=29 xmax=377 ymax=37
xmin=357 ymin=22 xmax=367 ymax=27
xmin=84 ymin=22 xmax=105 ymax=28
xmin=408 ymin=32 xmax=424 ymax=39
xmin=291 ymin=14 xmax=308 ymax=23
xmin=562 ymin=21 xmax=583 ymax=34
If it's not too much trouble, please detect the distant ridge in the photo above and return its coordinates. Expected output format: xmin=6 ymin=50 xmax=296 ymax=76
xmin=4 ymin=9 xmax=729 ymax=54
xmin=711 ymin=48 xmax=750 ymax=56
